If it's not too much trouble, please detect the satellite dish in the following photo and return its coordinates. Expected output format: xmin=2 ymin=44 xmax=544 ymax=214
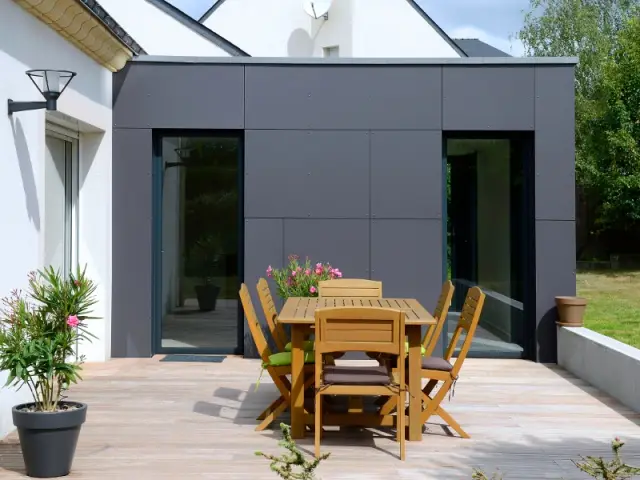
xmin=303 ymin=0 xmax=332 ymax=19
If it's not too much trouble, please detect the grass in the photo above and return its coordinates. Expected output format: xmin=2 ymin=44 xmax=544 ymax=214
xmin=577 ymin=270 xmax=640 ymax=348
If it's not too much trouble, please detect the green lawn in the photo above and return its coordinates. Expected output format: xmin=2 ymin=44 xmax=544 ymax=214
xmin=577 ymin=270 xmax=640 ymax=348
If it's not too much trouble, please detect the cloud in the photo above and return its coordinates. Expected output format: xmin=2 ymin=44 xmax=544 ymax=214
xmin=449 ymin=25 xmax=525 ymax=57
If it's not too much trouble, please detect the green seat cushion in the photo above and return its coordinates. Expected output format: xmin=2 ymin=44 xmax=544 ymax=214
xmin=263 ymin=350 xmax=315 ymax=368
xmin=404 ymin=341 xmax=427 ymax=355
xmin=284 ymin=340 xmax=315 ymax=352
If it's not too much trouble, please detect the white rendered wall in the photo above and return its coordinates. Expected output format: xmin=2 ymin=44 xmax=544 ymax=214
xmin=0 ymin=1 xmax=113 ymax=437
xmin=204 ymin=0 xmax=461 ymax=57
xmin=97 ymin=0 xmax=233 ymax=56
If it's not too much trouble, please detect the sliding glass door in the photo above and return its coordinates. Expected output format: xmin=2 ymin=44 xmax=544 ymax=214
xmin=445 ymin=134 xmax=534 ymax=359
xmin=154 ymin=133 xmax=243 ymax=354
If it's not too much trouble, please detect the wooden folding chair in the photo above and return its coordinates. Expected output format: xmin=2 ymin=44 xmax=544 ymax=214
xmin=314 ymin=307 xmax=406 ymax=461
xmin=318 ymin=278 xmax=383 ymax=298
xmin=318 ymin=278 xmax=383 ymax=364
xmin=377 ymin=280 xmax=455 ymax=411
xmin=418 ymin=286 xmax=485 ymax=439
xmin=421 ymin=280 xmax=455 ymax=357
xmin=257 ymin=278 xmax=314 ymax=353
xmin=239 ymin=284 xmax=316 ymax=431
xmin=256 ymin=278 xmax=290 ymax=353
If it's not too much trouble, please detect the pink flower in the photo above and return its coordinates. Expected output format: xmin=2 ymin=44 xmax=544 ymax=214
xmin=304 ymin=269 xmax=311 ymax=275
xmin=291 ymin=270 xmax=297 ymax=277
xmin=334 ymin=269 xmax=343 ymax=278
xmin=74 ymin=280 xmax=81 ymax=287
xmin=310 ymin=286 xmax=317 ymax=294
xmin=316 ymin=263 xmax=322 ymax=268
xmin=67 ymin=315 xmax=80 ymax=328
xmin=315 ymin=266 xmax=323 ymax=275
xmin=296 ymin=266 xmax=302 ymax=272
xmin=266 ymin=265 xmax=273 ymax=277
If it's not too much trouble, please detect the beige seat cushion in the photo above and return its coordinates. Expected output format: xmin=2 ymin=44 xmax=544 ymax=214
xmin=323 ymin=365 xmax=391 ymax=386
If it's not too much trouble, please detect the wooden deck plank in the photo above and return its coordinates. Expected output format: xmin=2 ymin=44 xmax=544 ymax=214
xmin=1 ymin=358 xmax=640 ymax=479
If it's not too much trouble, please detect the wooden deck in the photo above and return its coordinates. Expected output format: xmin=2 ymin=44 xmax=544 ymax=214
xmin=2 ymin=358 xmax=640 ymax=479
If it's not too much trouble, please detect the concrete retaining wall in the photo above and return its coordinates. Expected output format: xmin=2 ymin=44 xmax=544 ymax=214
xmin=558 ymin=326 xmax=640 ymax=412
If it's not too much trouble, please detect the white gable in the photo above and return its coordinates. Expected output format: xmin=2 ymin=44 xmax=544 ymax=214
xmin=97 ymin=0 xmax=233 ymax=57
xmin=203 ymin=0 xmax=462 ymax=57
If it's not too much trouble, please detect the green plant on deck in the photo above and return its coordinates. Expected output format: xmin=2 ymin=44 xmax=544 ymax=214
xmin=472 ymin=469 xmax=503 ymax=480
xmin=472 ymin=438 xmax=640 ymax=479
xmin=256 ymin=423 xmax=330 ymax=479
xmin=573 ymin=437 xmax=640 ymax=479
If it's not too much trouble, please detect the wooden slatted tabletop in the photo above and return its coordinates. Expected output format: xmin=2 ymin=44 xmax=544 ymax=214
xmin=278 ymin=297 xmax=435 ymax=325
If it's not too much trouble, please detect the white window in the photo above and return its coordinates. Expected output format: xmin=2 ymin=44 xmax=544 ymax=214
xmin=323 ymin=46 xmax=340 ymax=58
xmin=44 ymin=124 xmax=79 ymax=276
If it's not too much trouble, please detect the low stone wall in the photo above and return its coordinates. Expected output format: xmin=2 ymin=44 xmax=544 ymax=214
xmin=558 ymin=326 xmax=640 ymax=413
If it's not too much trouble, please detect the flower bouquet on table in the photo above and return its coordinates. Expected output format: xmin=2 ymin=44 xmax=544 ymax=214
xmin=0 ymin=265 xmax=98 ymax=478
xmin=267 ymin=254 xmax=342 ymax=299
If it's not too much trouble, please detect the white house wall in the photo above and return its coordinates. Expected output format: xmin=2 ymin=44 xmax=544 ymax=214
xmin=351 ymin=0 xmax=460 ymax=57
xmin=204 ymin=0 xmax=461 ymax=57
xmin=96 ymin=0 xmax=233 ymax=56
xmin=0 ymin=1 xmax=113 ymax=437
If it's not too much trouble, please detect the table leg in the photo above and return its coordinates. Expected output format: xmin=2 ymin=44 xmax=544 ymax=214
xmin=290 ymin=325 xmax=306 ymax=439
xmin=408 ymin=325 xmax=423 ymax=441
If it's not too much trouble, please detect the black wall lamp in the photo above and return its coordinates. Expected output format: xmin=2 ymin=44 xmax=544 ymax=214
xmin=8 ymin=69 xmax=76 ymax=116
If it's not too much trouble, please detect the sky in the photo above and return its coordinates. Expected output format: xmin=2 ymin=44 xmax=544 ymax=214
xmin=168 ymin=0 xmax=529 ymax=56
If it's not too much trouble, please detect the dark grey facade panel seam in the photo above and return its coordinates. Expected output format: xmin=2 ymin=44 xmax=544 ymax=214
xmin=145 ymin=0 xmax=250 ymax=57
xmin=198 ymin=0 xmax=228 ymax=23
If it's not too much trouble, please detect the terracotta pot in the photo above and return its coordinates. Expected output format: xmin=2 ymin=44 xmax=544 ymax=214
xmin=555 ymin=296 xmax=587 ymax=327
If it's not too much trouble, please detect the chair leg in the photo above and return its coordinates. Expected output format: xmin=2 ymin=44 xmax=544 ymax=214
xmin=423 ymin=379 xmax=438 ymax=398
xmin=315 ymin=392 xmax=322 ymax=458
xmin=420 ymin=379 xmax=452 ymax=426
xmin=397 ymin=391 xmax=405 ymax=461
xmin=256 ymin=400 xmax=289 ymax=432
xmin=435 ymin=405 xmax=470 ymax=439
xmin=257 ymin=396 xmax=284 ymax=420
xmin=379 ymin=396 xmax=397 ymax=415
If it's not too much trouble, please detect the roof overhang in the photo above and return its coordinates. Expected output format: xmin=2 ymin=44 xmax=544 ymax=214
xmin=14 ymin=0 xmax=144 ymax=72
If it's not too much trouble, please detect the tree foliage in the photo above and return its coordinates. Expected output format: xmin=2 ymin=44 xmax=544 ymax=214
xmin=517 ymin=0 xmax=640 ymax=232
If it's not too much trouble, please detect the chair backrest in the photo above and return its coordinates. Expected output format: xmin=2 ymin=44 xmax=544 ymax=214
xmin=422 ymin=280 xmax=455 ymax=356
xmin=444 ymin=286 xmax=486 ymax=376
xmin=314 ymin=307 xmax=404 ymax=357
xmin=318 ymin=279 xmax=383 ymax=298
xmin=256 ymin=278 xmax=288 ymax=352
xmin=239 ymin=283 xmax=273 ymax=365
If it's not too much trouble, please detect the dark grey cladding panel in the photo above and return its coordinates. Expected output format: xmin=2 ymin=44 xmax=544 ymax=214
xmin=371 ymin=219 xmax=443 ymax=308
xmin=535 ymin=66 xmax=576 ymax=221
xmin=112 ymin=64 xmax=244 ymax=129
xmin=244 ymin=218 xmax=284 ymax=295
xmin=245 ymin=65 xmax=442 ymax=130
xmin=370 ymin=130 xmax=442 ymax=219
xmin=244 ymin=130 xmax=370 ymax=218
xmin=283 ymin=219 xmax=370 ymax=279
xmin=535 ymin=219 xmax=576 ymax=363
xmin=111 ymin=128 xmax=153 ymax=358
xmin=243 ymin=219 xmax=284 ymax=358
xmin=443 ymin=66 xmax=535 ymax=131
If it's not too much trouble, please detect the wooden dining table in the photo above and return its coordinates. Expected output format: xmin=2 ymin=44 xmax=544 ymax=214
xmin=278 ymin=296 xmax=435 ymax=441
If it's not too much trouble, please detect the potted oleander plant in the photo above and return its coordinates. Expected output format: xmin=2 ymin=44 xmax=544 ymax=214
xmin=0 ymin=266 xmax=98 ymax=478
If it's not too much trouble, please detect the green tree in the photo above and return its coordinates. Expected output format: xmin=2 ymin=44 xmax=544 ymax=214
xmin=517 ymin=0 xmax=640 ymax=238
xmin=589 ymin=15 xmax=640 ymax=228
